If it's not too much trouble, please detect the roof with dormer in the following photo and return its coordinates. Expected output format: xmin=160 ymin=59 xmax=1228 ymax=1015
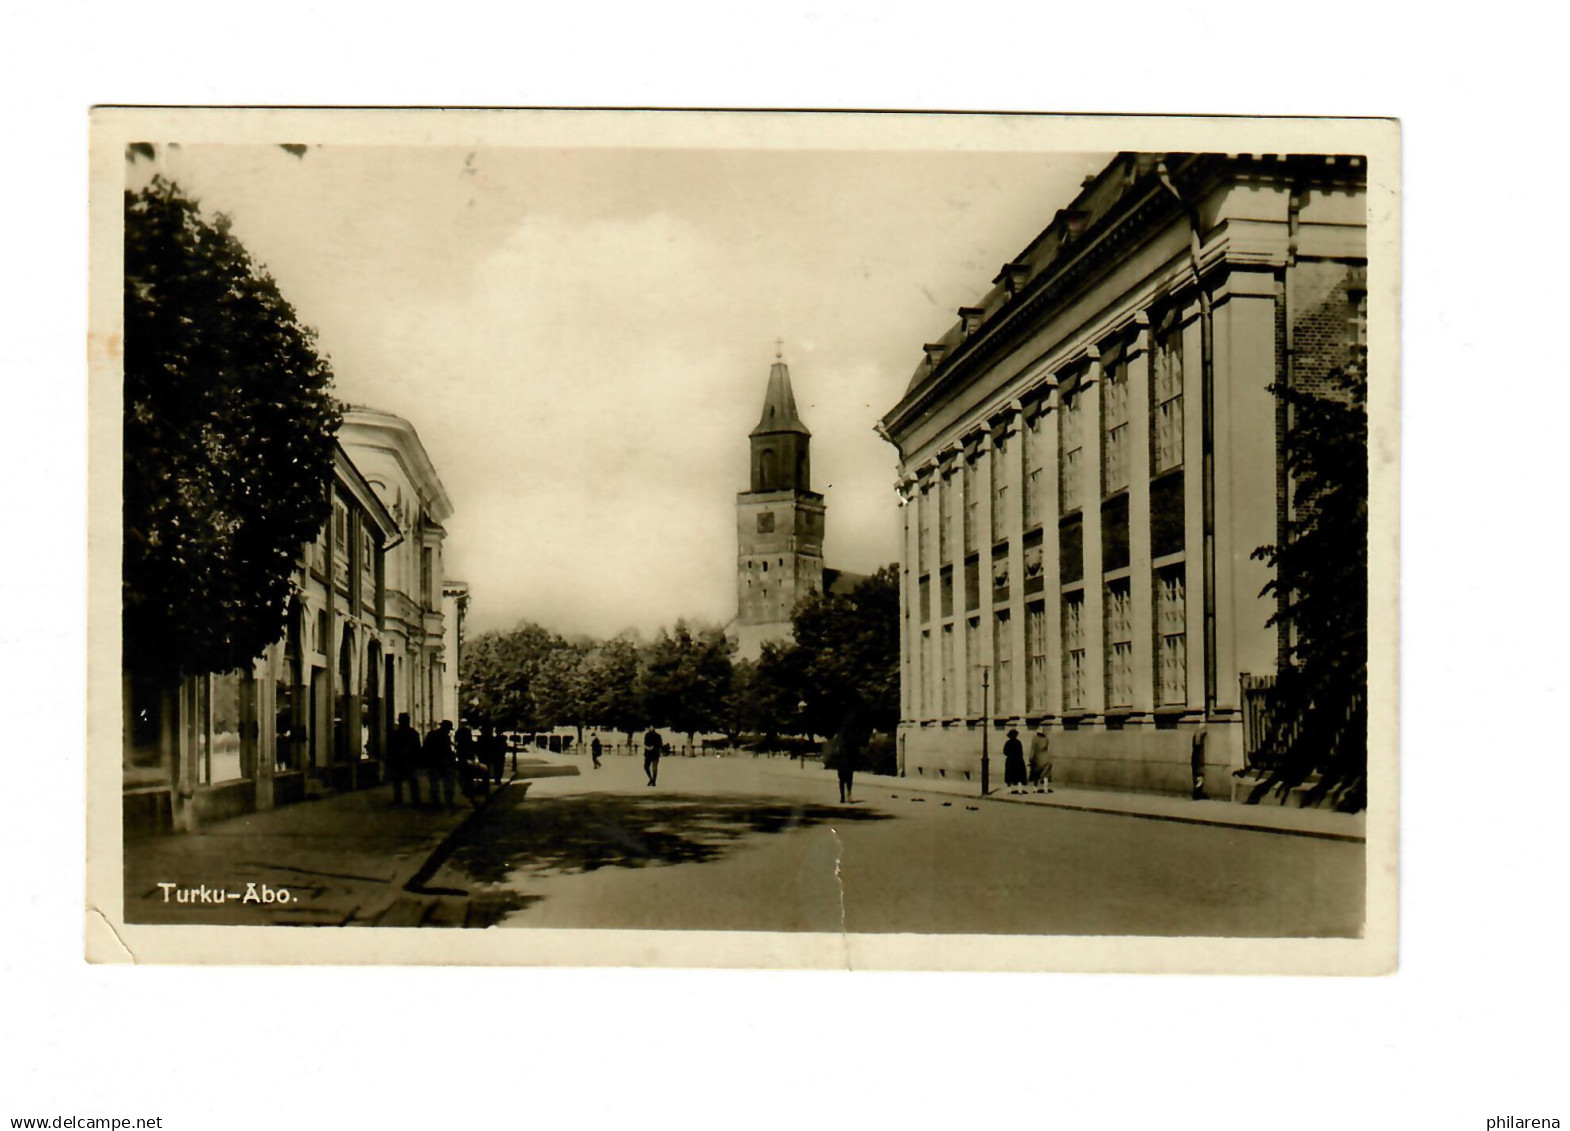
xmin=750 ymin=360 xmax=811 ymax=438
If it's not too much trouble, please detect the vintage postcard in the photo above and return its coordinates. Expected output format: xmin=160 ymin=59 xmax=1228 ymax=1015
xmin=86 ymin=108 xmax=1399 ymax=970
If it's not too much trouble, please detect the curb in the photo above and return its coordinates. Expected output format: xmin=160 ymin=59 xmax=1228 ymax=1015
xmin=764 ymin=766 xmax=1365 ymax=844
xmin=891 ymin=779 xmax=1367 ymax=843
xmin=402 ymin=776 xmax=531 ymax=895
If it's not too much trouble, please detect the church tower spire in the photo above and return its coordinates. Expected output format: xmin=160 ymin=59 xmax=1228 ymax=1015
xmin=733 ymin=349 xmax=826 ymax=660
xmin=749 ymin=353 xmax=811 ymax=492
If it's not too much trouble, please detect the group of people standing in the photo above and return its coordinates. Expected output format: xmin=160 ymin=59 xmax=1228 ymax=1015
xmin=1001 ymin=727 xmax=1053 ymax=794
xmin=386 ymin=714 xmax=508 ymax=806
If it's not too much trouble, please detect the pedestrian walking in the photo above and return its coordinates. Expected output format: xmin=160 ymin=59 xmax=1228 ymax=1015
xmin=643 ymin=727 xmax=662 ymax=787
xmin=1028 ymin=726 xmax=1053 ymax=793
xmin=388 ymin=712 xmax=422 ymax=805
xmin=1003 ymin=728 xmax=1027 ymax=792
xmin=482 ymin=722 xmax=505 ymax=784
xmin=827 ymin=727 xmax=860 ymax=804
xmin=423 ymin=720 xmax=456 ymax=807
xmin=590 ymin=733 xmax=603 ymax=770
xmin=1191 ymin=723 xmax=1208 ymax=801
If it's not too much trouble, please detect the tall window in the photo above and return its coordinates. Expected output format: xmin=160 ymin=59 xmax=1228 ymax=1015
xmin=1024 ymin=410 xmax=1046 ymax=528
xmin=1062 ymin=591 xmax=1086 ymax=710
xmin=941 ymin=625 xmax=954 ymax=716
xmin=1059 ymin=389 xmax=1083 ymax=513
xmin=1105 ymin=580 xmax=1134 ymax=708
xmin=1153 ymin=319 xmax=1184 ymax=473
xmin=1103 ymin=359 xmax=1130 ymax=496
xmin=966 ymin=617 xmax=981 ymax=715
xmin=917 ymin=488 xmax=929 ymax=573
xmin=193 ymin=671 xmax=246 ymax=785
xmin=990 ymin=437 xmax=1008 ymax=543
xmin=421 ymin=547 xmax=434 ymax=607
xmin=359 ymin=525 xmax=376 ymax=608
xmin=1156 ymin=566 xmax=1187 ymax=706
xmin=938 ymin=473 xmax=951 ymax=563
xmin=963 ymin=456 xmax=978 ymax=553
xmin=993 ymin=610 xmax=1013 ymax=716
xmin=921 ymin=630 xmax=934 ymax=717
xmin=331 ymin=500 xmax=350 ymax=591
xmin=1026 ymin=601 xmax=1048 ymax=712
xmin=1348 ymin=274 xmax=1368 ymax=368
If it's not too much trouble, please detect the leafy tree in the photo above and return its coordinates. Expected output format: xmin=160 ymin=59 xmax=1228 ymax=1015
xmin=1251 ymin=364 xmax=1368 ymax=812
xmin=123 ymin=174 xmax=341 ymax=681
xmin=732 ymin=641 xmax=811 ymax=744
xmin=789 ymin=564 xmax=900 ymax=739
xmin=583 ymin=636 xmax=643 ymax=746
xmin=460 ymin=623 xmax=576 ymax=732
xmin=637 ymin=622 xmax=734 ymax=748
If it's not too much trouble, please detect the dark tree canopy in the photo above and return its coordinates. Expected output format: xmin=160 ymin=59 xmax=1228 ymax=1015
xmin=637 ymin=622 xmax=734 ymax=744
xmin=123 ymin=176 xmax=341 ymax=680
xmin=789 ymin=564 xmax=900 ymax=739
xmin=1252 ymin=364 xmax=1368 ymax=811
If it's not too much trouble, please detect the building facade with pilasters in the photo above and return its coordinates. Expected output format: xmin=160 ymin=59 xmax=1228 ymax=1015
xmin=881 ymin=152 xmax=1367 ymax=796
xmin=124 ymin=409 xmax=457 ymax=836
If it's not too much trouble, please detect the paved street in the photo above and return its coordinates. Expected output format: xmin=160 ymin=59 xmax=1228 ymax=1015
xmin=391 ymin=752 xmax=1365 ymax=936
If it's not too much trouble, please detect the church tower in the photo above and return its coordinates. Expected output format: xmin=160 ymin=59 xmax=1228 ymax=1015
xmin=734 ymin=350 xmax=825 ymax=660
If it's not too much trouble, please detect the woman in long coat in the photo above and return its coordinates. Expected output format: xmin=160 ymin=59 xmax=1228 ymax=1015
xmin=1002 ymin=728 xmax=1027 ymax=792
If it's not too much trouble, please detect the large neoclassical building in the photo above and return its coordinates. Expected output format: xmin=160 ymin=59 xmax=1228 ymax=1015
xmin=880 ymin=152 xmax=1367 ymax=795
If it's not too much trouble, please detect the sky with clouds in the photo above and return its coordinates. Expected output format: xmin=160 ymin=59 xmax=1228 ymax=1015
xmin=128 ymin=140 xmax=1106 ymax=639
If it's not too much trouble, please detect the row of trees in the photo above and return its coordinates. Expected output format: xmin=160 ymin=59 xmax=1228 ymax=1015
xmin=460 ymin=565 xmax=901 ymax=757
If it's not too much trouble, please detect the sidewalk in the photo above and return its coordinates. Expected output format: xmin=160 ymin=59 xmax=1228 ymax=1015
xmin=771 ymin=765 xmax=1366 ymax=842
xmin=122 ymin=760 xmax=575 ymax=927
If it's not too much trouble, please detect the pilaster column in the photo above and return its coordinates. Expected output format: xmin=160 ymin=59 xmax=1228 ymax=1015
xmin=1181 ymin=304 xmax=1207 ymax=710
xmin=1079 ymin=351 xmax=1105 ymax=716
xmin=1041 ymin=386 xmax=1064 ymax=719
xmin=1126 ymin=314 xmax=1155 ymax=715
xmin=975 ymin=431 xmax=995 ymax=723
xmin=917 ymin=463 xmax=938 ymax=720
xmin=1001 ymin=404 xmax=1027 ymax=721
xmin=898 ymin=476 xmax=917 ymax=722
xmin=940 ymin=446 xmax=965 ymax=720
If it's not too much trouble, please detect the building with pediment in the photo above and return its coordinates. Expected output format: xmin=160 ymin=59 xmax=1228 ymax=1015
xmin=123 ymin=407 xmax=461 ymax=835
xmin=879 ymin=152 xmax=1368 ymax=795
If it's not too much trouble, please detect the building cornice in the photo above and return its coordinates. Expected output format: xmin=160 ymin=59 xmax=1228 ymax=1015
xmin=340 ymin=408 xmax=454 ymax=523
xmin=882 ymin=152 xmax=1366 ymax=440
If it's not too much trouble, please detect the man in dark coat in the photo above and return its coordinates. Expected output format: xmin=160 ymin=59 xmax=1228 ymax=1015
xmin=643 ymin=727 xmax=662 ymax=787
xmin=590 ymin=733 xmax=603 ymax=770
xmin=482 ymin=723 xmax=505 ymax=784
xmin=388 ymin=712 xmax=422 ymax=805
xmin=423 ymin=720 xmax=456 ymax=807
xmin=828 ymin=728 xmax=860 ymax=804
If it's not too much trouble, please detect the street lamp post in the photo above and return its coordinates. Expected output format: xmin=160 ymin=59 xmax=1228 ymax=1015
xmin=797 ymin=699 xmax=808 ymax=769
xmin=980 ymin=667 xmax=991 ymax=797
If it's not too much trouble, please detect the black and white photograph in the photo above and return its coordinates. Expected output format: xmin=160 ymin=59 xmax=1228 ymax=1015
xmin=87 ymin=109 xmax=1397 ymax=970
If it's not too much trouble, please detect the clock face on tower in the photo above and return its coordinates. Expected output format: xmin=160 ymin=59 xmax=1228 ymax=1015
xmin=756 ymin=512 xmax=775 ymax=533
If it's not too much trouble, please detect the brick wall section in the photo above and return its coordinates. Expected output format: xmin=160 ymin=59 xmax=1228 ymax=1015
xmin=1290 ymin=259 xmax=1367 ymax=400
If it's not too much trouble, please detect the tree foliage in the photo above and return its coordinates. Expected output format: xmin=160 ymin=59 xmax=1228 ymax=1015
xmin=789 ymin=564 xmax=901 ymax=739
xmin=123 ymin=175 xmax=341 ymax=680
xmin=1251 ymin=364 xmax=1368 ymax=811
xmin=637 ymin=622 xmax=734 ymax=745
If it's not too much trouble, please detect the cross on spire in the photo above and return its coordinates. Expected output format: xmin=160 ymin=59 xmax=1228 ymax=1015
xmin=774 ymin=337 xmax=784 ymax=360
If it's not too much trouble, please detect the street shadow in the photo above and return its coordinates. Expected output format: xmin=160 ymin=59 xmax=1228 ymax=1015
xmin=444 ymin=791 xmax=894 ymax=889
